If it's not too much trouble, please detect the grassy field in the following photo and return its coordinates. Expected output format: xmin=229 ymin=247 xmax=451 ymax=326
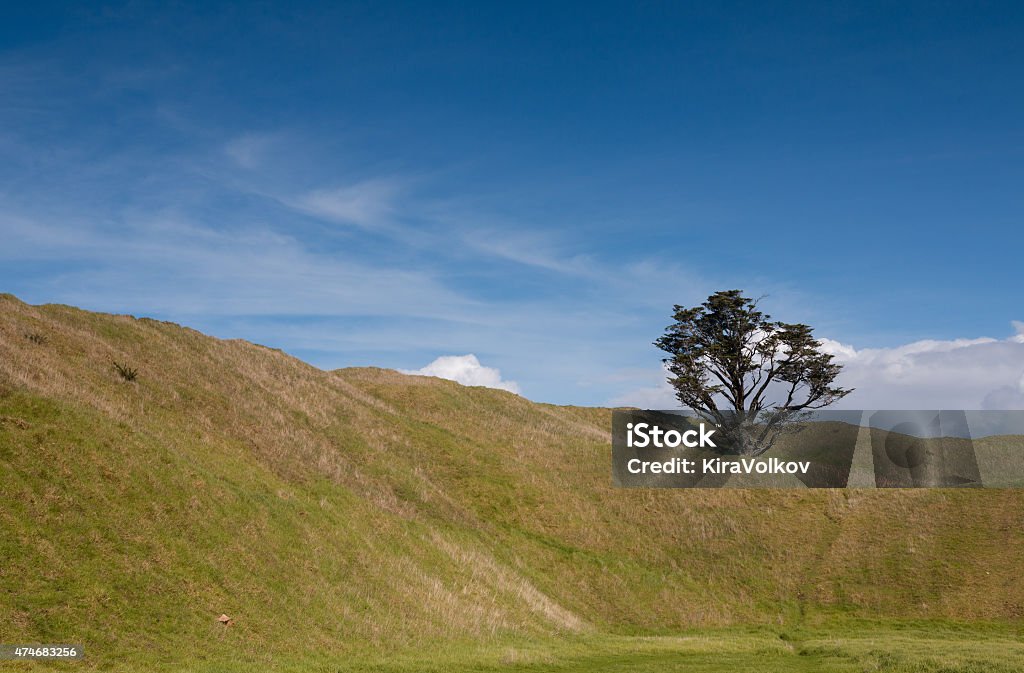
xmin=6 ymin=627 xmax=1020 ymax=672
xmin=1 ymin=294 xmax=1022 ymax=671
xmin=281 ymin=625 xmax=1024 ymax=673
xmin=4 ymin=626 xmax=1023 ymax=672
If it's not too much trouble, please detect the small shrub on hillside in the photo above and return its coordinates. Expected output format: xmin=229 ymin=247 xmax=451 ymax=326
xmin=25 ymin=332 xmax=48 ymax=345
xmin=113 ymin=361 xmax=138 ymax=382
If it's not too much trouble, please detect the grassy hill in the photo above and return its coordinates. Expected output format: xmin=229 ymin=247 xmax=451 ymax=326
xmin=1 ymin=294 xmax=1022 ymax=672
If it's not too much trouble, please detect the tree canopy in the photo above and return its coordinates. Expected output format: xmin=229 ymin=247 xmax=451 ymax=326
xmin=654 ymin=290 xmax=852 ymax=456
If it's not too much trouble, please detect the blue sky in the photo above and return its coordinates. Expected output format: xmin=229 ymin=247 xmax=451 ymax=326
xmin=2 ymin=1 xmax=1023 ymax=407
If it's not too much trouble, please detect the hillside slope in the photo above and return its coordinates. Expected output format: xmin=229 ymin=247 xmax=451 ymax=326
xmin=1 ymin=294 xmax=1022 ymax=669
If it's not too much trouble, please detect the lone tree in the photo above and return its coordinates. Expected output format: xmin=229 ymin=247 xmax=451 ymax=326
xmin=654 ymin=290 xmax=852 ymax=456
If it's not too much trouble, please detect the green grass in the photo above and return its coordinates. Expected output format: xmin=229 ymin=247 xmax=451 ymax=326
xmin=1 ymin=294 xmax=1022 ymax=671
xmin=303 ymin=627 xmax=1024 ymax=673
xmin=7 ymin=628 xmax=1019 ymax=672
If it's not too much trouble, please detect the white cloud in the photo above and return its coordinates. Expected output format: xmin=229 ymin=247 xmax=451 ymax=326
xmin=613 ymin=324 xmax=1024 ymax=411
xmin=821 ymin=325 xmax=1024 ymax=409
xmin=401 ymin=354 xmax=520 ymax=394
xmin=982 ymin=371 xmax=1024 ymax=410
xmin=1012 ymin=321 xmax=1024 ymax=344
xmin=291 ymin=179 xmax=400 ymax=228
xmin=608 ymin=362 xmax=677 ymax=408
xmin=609 ymin=380 xmax=676 ymax=409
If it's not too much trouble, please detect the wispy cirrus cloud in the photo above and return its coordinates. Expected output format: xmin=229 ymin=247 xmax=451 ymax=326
xmin=0 ymin=210 xmax=473 ymax=321
xmin=288 ymin=178 xmax=403 ymax=229
xmin=457 ymin=227 xmax=597 ymax=276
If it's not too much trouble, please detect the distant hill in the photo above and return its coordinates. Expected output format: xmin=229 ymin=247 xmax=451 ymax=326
xmin=1 ymin=293 xmax=1022 ymax=670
